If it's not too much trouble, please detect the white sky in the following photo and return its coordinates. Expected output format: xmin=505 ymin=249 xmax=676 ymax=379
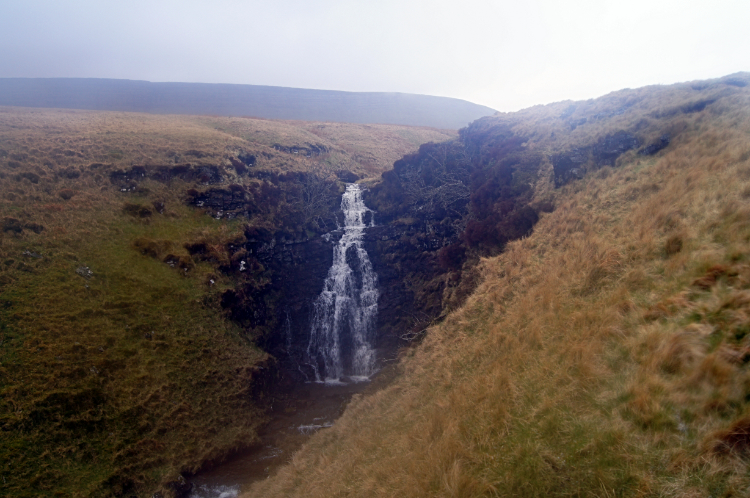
xmin=1 ymin=0 xmax=748 ymax=111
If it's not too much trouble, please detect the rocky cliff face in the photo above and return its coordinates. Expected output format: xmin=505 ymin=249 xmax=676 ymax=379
xmin=363 ymin=216 xmax=462 ymax=351
xmin=360 ymin=81 xmax=708 ymax=346
xmin=234 ymin=228 xmax=339 ymax=386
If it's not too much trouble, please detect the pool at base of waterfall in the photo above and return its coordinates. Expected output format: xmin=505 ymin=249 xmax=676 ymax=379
xmin=187 ymin=380 xmax=369 ymax=497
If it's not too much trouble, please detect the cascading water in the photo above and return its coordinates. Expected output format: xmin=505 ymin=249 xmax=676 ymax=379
xmin=188 ymin=185 xmax=379 ymax=496
xmin=306 ymin=183 xmax=379 ymax=383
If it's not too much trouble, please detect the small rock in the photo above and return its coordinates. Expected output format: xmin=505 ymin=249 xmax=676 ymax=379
xmin=166 ymin=475 xmax=193 ymax=498
xmin=76 ymin=266 xmax=94 ymax=279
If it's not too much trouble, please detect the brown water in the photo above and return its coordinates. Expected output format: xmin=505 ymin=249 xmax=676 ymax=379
xmin=187 ymin=379 xmax=369 ymax=498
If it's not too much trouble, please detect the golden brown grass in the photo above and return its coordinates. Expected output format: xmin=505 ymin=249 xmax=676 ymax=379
xmin=199 ymin=116 xmax=457 ymax=178
xmin=247 ymin=81 xmax=750 ymax=497
xmin=0 ymin=106 xmax=453 ymax=181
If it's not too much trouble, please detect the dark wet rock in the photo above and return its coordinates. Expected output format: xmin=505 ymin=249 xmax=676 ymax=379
xmin=187 ymin=188 xmax=249 ymax=219
xmin=336 ymin=170 xmax=360 ymax=183
xmin=2 ymin=217 xmax=23 ymax=234
xmin=362 ymin=218 xmax=461 ymax=352
xmin=272 ymin=143 xmax=328 ymax=158
xmin=553 ymin=131 xmax=640 ymax=186
xmin=76 ymin=266 xmax=93 ymax=279
xmin=217 ymin=226 xmax=337 ymax=385
xmin=110 ymin=164 xmax=225 ymax=191
xmin=552 ymin=148 xmax=589 ymax=187
xmin=166 ymin=475 xmax=193 ymax=498
xmin=23 ymin=222 xmax=44 ymax=234
xmin=184 ymin=242 xmax=208 ymax=257
xmin=229 ymin=158 xmax=248 ymax=174
xmin=345 ymin=244 xmax=363 ymax=290
xmin=2 ymin=219 xmax=45 ymax=234
xmin=163 ymin=254 xmax=193 ymax=273
xmin=193 ymin=165 xmax=224 ymax=184
xmin=237 ymin=152 xmax=256 ymax=166
xmin=681 ymin=99 xmax=716 ymax=114
xmin=110 ymin=167 xmax=147 ymax=192
xmin=592 ymin=131 xmax=640 ymax=166
xmin=640 ymin=134 xmax=671 ymax=156
xmin=184 ymin=149 xmax=208 ymax=158
xmin=362 ymin=210 xmax=372 ymax=226
xmin=152 ymin=200 xmax=165 ymax=214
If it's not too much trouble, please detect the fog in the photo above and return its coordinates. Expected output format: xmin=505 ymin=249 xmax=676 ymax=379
xmin=1 ymin=0 xmax=748 ymax=111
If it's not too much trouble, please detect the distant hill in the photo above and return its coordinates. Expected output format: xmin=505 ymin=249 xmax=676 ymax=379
xmin=0 ymin=78 xmax=496 ymax=129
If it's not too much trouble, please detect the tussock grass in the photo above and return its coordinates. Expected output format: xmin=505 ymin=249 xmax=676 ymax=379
xmin=0 ymin=177 xmax=267 ymax=496
xmin=248 ymin=80 xmax=750 ymax=497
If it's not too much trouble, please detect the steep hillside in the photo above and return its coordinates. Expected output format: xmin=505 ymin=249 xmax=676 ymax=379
xmin=0 ymin=108 xmax=454 ymax=497
xmin=0 ymin=79 xmax=497 ymax=130
xmin=248 ymin=74 xmax=750 ymax=497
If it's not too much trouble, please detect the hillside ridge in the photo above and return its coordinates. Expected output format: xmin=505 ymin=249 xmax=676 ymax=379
xmin=246 ymin=72 xmax=750 ymax=497
xmin=0 ymin=78 xmax=496 ymax=130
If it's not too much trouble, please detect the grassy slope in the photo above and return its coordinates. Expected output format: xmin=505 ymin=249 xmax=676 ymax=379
xmin=0 ymin=108 xmax=454 ymax=497
xmin=248 ymin=79 xmax=750 ymax=497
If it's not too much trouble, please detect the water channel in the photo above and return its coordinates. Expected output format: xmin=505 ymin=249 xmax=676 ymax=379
xmin=188 ymin=184 xmax=380 ymax=497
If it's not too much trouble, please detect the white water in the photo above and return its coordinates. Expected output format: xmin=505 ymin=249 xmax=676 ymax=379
xmin=189 ymin=484 xmax=239 ymax=498
xmin=306 ymin=184 xmax=379 ymax=382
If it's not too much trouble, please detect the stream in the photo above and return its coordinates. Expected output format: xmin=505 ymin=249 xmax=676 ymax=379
xmin=187 ymin=381 xmax=367 ymax=498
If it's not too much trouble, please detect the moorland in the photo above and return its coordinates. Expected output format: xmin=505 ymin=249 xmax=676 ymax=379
xmin=3 ymin=72 xmax=750 ymax=498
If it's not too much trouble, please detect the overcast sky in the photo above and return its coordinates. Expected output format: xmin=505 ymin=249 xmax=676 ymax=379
xmin=1 ymin=0 xmax=748 ymax=112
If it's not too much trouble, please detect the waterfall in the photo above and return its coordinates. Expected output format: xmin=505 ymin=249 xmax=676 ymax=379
xmin=306 ymin=183 xmax=379 ymax=383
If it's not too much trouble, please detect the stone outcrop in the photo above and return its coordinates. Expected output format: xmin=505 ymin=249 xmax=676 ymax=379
xmin=109 ymin=164 xmax=226 ymax=192
xmin=222 ymin=227 xmax=338 ymax=386
xmin=554 ymin=131 xmax=641 ymax=187
xmin=272 ymin=143 xmax=328 ymax=158
xmin=363 ymin=218 xmax=461 ymax=352
xmin=640 ymin=134 xmax=671 ymax=156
